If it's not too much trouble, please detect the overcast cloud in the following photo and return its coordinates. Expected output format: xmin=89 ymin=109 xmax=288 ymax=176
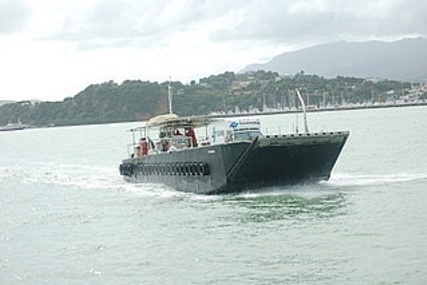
xmin=0 ymin=0 xmax=426 ymax=101
xmin=0 ymin=0 xmax=31 ymax=33
xmin=48 ymin=0 xmax=427 ymax=48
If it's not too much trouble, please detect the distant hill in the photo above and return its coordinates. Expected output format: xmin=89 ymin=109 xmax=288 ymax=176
xmin=0 ymin=100 xmax=15 ymax=106
xmin=242 ymin=38 xmax=427 ymax=82
xmin=0 ymin=99 xmax=41 ymax=107
xmin=1 ymin=71 xmax=424 ymax=127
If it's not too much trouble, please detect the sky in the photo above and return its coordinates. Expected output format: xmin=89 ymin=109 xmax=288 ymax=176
xmin=0 ymin=0 xmax=426 ymax=102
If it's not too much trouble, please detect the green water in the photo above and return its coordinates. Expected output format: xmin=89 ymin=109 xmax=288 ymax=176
xmin=1 ymin=106 xmax=427 ymax=284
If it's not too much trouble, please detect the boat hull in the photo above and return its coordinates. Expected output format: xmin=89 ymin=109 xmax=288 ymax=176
xmin=0 ymin=126 xmax=25 ymax=131
xmin=120 ymin=131 xmax=349 ymax=194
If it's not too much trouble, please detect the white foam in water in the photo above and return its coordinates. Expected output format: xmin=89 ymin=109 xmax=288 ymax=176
xmin=2 ymin=162 xmax=122 ymax=191
xmin=326 ymin=173 xmax=427 ymax=187
xmin=4 ymin=161 xmax=425 ymax=198
xmin=233 ymin=183 xmax=337 ymax=200
xmin=122 ymin=182 xmax=185 ymax=198
xmin=1 ymin=162 xmax=195 ymax=199
xmin=32 ymin=163 xmax=120 ymax=190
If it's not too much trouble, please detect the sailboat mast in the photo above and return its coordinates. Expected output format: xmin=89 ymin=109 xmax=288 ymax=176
xmin=168 ymin=82 xmax=173 ymax=114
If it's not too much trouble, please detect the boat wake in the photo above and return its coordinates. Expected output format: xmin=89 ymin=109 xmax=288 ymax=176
xmin=326 ymin=173 xmax=427 ymax=187
xmin=2 ymin=162 xmax=119 ymax=189
xmin=0 ymin=162 xmax=186 ymax=199
xmin=3 ymin=161 xmax=425 ymax=200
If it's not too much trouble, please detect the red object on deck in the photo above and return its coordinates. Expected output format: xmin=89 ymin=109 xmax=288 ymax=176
xmin=139 ymin=139 xmax=148 ymax=156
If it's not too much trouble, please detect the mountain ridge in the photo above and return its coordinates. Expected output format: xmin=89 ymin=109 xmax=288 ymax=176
xmin=242 ymin=38 xmax=427 ymax=82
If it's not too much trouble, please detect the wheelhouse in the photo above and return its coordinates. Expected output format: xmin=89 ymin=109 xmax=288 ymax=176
xmin=126 ymin=115 xmax=264 ymax=158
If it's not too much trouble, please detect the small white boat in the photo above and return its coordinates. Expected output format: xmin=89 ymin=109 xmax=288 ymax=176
xmin=0 ymin=121 xmax=25 ymax=132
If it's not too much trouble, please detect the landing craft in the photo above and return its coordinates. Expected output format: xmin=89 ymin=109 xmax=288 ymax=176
xmin=119 ymin=89 xmax=349 ymax=194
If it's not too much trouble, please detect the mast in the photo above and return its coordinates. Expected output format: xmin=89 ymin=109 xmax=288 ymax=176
xmin=168 ymin=82 xmax=173 ymax=114
xmin=262 ymin=93 xmax=266 ymax=112
xmin=295 ymin=89 xmax=309 ymax=134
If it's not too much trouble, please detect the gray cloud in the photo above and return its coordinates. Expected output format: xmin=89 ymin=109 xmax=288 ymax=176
xmin=50 ymin=0 xmax=259 ymax=49
xmin=53 ymin=0 xmax=240 ymax=49
xmin=210 ymin=0 xmax=427 ymax=45
xmin=0 ymin=0 xmax=31 ymax=34
xmin=50 ymin=0 xmax=427 ymax=49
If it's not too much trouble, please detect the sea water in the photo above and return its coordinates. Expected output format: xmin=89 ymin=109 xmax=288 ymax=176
xmin=1 ymin=106 xmax=426 ymax=284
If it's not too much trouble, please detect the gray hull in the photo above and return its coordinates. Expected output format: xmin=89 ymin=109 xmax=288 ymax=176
xmin=120 ymin=131 xmax=349 ymax=194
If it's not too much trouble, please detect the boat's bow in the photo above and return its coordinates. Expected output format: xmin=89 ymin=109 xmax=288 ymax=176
xmin=226 ymin=131 xmax=349 ymax=188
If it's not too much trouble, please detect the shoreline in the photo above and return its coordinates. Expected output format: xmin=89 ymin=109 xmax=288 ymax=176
xmin=206 ymin=101 xmax=427 ymax=119
xmin=10 ymin=101 xmax=427 ymax=130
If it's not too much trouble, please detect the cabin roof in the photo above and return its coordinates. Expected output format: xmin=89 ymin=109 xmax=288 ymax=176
xmin=147 ymin=114 xmax=216 ymax=128
xmin=129 ymin=114 xmax=219 ymax=132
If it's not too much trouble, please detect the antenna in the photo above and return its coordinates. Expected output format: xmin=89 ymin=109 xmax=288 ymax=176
xmin=295 ymin=89 xmax=309 ymax=134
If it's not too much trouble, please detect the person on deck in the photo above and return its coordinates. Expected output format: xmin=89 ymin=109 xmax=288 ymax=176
xmin=161 ymin=140 xmax=170 ymax=152
xmin=185 ymin=127 xmax=198 ymax=147
xmin=139 ymin=138 xmax=148 ymax=156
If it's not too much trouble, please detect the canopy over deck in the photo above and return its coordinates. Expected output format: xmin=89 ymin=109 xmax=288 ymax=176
xmin=147 ymin=114 xmax=215 ymax=128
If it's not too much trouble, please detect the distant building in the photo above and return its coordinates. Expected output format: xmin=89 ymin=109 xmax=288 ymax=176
xmin=231 ymin=81 xmax=251 ymax=92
